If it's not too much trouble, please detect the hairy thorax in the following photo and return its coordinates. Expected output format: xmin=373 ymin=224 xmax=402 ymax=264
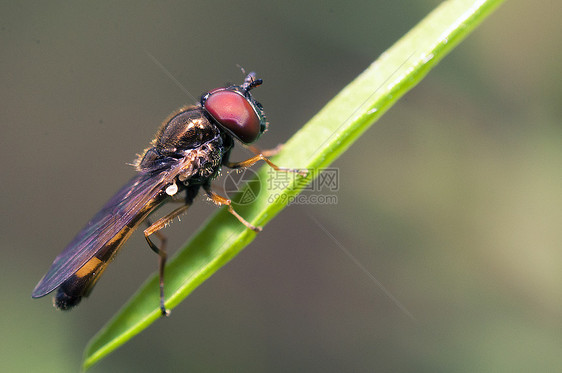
xmin=136 ymin=106 xmax=231 ymax=186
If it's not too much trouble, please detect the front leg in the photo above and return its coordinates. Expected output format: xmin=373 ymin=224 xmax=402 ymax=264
xmin=225 ymin=153 xmax=307 ymax=177
xmin=245 ymin=143 xmax=284 ymax=157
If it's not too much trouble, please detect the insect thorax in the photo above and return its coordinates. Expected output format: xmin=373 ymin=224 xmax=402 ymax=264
xmin=137 ymin=106 xmax=231 ymax=185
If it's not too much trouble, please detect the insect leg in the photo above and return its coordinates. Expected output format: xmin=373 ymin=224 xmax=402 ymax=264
xmin=144 ymin=202 xmax=192 ymax=316
xmin=225 ymin=154 xmax=307 ymax=177
xmin=203 ymin=185 xmax=261 ymax=232
xmin=245 ymin=143 xmax=284 ymax=157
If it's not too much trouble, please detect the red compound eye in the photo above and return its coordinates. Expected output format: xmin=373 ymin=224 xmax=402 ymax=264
xmin=204 ymin=90 xmax=261 ymax=143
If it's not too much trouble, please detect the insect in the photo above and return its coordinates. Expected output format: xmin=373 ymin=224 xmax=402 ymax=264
xmin=32 ymin=72 xmax=305 ymax=315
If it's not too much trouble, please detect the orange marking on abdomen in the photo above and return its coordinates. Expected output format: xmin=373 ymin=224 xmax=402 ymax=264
xmin=75 ymin=257 xmax=103 ymax=278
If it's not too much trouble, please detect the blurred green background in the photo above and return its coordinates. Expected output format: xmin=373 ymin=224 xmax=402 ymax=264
xmin=2 ymin=1 xmax=561 ymax=372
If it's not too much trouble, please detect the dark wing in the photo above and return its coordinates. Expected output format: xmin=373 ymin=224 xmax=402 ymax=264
xmin=32 ymin=158 xmax=189 ymax=298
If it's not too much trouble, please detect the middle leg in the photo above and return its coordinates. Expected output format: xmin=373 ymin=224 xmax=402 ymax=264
xmin=204 ymin=185 xmax=261 ymax=232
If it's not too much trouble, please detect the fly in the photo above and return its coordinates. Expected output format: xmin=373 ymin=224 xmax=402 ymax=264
xmin=32 ymin=73 xmax=305 ymax=315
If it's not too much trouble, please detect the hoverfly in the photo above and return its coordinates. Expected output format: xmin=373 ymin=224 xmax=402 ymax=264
xmin=32 ymin=73 xmax=304 ymax=315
